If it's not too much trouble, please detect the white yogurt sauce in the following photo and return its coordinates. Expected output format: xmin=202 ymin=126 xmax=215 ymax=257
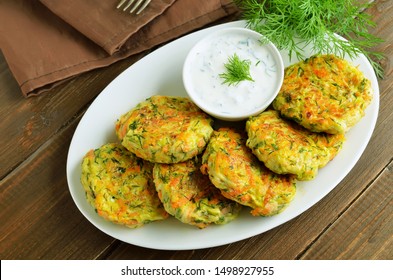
xmin=188 ymin=32 xmax=279 ymax=116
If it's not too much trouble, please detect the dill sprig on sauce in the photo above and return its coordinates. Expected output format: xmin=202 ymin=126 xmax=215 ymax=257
xmin=219 ymin=53 xmax=255 ymax=86
xmin=234 ymin=0 xmax=384 ymax=78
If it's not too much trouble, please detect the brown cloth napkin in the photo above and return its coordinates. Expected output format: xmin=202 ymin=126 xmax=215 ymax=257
xmin=39 ymin=0 xmax=176 ymax=55
xmin=0 ymin=0 xmax=238 ymax=97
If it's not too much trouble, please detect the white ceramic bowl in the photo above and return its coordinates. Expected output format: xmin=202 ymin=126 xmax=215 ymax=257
xmin=183 ymin=27 xmax=284 ymax=121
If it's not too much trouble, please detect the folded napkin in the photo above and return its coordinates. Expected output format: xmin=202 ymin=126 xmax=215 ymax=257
xmin=0 ymin=0 xmax=238 ymax=97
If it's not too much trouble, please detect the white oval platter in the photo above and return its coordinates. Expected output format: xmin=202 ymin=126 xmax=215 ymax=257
xmin=66 ymin=21 xmax=379 ymax=250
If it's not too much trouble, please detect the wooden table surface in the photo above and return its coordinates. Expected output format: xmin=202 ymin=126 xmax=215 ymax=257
xmin=1 ymin=1 xmax=392 ymax=260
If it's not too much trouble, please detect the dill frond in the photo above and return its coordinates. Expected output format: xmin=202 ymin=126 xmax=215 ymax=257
xmin=234 ymin=0 xmax=384 ymax=78
xmin=219 ymin=53 xmax=254 ymax=86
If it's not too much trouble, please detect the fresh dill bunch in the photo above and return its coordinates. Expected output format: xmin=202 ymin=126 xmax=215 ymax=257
xmin=234 ymin=0 xmax=384 ymax=78
xmin=219 ymin=53 xmax=254 ymax=86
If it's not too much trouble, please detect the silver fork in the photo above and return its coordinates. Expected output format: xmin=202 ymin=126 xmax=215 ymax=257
xmin=117 ymin=0 xmax=151 ymax=15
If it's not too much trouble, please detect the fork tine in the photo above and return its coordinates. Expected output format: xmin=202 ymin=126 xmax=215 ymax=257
xmin=129 ymin=0 xmax=143 ymax=13
xmin=116 ymin=0 xmax=128 ymax=9
xmin=117 ymin=0 xmax=151 ymax=14
xmin=135 ymin=0 xmax=151 ymax=14
xmin=122 ymin=0 xmax=136 ymax=11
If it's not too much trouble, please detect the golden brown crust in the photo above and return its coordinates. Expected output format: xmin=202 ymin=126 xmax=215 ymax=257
xmin=246 ymin=110 xmax=345 ymax=181
xmin=201 ymin=127 xmax=296 ymax=216
xmin=115 ymin=95 xmax=214 ymax=163
xmin=81 ymin=143 xmax=168 ymax=228
xmin=273 ymin=54 xmax=372 ymax=134
xmin=153 ymin=158 xmax=242 ymax=228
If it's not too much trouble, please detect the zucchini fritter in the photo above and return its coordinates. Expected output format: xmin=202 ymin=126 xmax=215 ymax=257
xmin=273 ymin=54 xmax=372 ymax=134
xmin=153 ymin=158 xmax=242 ymax=229
xmin=246 ymin=110 xmax=345 ymax=181
xmin=81 ymin=143 xmax=168 ymax=228
xmin=116 ymin=95 xmax=214 ymax=163
xmin=201 ymin=128 xmax=296 ymax=216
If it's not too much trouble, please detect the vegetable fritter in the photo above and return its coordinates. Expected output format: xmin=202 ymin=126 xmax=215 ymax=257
xmin=116 ymin=95 xmax=214 ymax=163
xmin=153 ymin=158 xmax=242 ymax=229
xmin=201 ymin=128 xmax=296 ymax=216
xmin=246 ymin=110 xmax=345 ymax=181
xmin=81 ymin=143 xmax=168 ymax=228
xmin=273 ymin=54 xmax=372 ymax=134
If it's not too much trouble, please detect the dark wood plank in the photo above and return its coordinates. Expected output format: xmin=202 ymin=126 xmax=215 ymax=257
xmin=0 ymin=52 xmax=145 ymax=179
xmin=0 ymin=116 xmax=116 ymax=259
xmin=300 ymin=161 xmax=393 ymax=260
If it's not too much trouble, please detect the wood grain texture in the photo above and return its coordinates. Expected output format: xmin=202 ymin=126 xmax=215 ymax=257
xmin=0 ymin=0 xmax=391 ymax=260
xmin=0 ymin=52 xmax=145 ymax=179
xmin=300 ymin=161 xmax=393 ymax=260
xmin=0 ymin=117 xmax=116 ymax=259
